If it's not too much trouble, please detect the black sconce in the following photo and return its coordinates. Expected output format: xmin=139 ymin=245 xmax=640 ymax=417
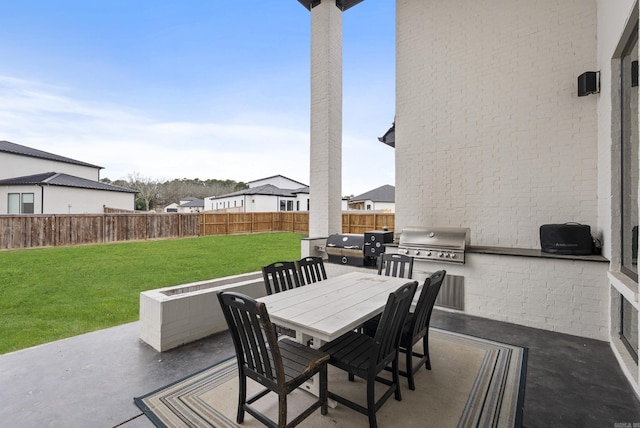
xmin=577 ymin=71 xmax=600 ymax=97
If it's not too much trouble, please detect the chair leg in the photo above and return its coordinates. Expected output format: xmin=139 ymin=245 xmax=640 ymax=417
xmin=424 ymin=334 xmax=432 ymax=370
xmin=348 ymin=372 xmax=355 ymax=382
xmin=278 ymin=394 xmax=287 ymax=428
xmin=392 ymin=356 xmax=402 ymax=401
xmin=237 ymin=374 xmax=246 ymax=423
xmin=405 ymin=346 xmax=416 ymax=391
xmin=367 ymin=375 xmax=378 ymax=428
xmin=320 ymin=365 xmax=328 ymax=415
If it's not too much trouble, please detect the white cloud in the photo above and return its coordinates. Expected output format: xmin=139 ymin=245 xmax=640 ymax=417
xmin=0 ymin=75 xmax=310 ymax=184
xmin=0 ymin=75 xmax=394 ymax=195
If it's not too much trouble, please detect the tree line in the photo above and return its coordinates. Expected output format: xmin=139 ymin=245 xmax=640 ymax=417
xmin=101 ymin=173 xmax=248 ymax=211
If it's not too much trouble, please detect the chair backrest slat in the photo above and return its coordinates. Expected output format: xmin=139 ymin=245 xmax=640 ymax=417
xmin=378 ymin=253 xmax=414 ymax=279
xmin=373 ymin=281 xmax=418 ymax=365
xmin=297 ymin=256 xmax=327 ymax=285
xmin=262 ymin=261 xmax=301 ymax=295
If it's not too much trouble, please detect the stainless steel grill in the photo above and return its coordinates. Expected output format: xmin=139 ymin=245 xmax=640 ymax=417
xmin=325 ymin=233 xmax=370 ymax=266
xmin=398 ymin=227 xmax=470 ymax=264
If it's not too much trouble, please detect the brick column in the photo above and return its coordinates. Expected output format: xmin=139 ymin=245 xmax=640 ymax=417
xmin=308 ymin=1 xmax=343 ymax=237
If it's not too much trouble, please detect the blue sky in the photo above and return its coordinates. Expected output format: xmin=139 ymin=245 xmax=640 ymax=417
xmin=0 ymin=1 xmax=395 ymax=195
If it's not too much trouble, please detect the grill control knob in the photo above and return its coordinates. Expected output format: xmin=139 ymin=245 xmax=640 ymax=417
xmin=438 ymin=252 xmax=444 ymax=258
xmin=415 ymin=250 xmax=420 ymax=255
xmin=450 ymin=253 xmax=457 ymax=259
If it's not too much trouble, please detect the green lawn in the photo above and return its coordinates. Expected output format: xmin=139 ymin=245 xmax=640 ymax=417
xmin=0 ymin=232 xmax=305 ymax=354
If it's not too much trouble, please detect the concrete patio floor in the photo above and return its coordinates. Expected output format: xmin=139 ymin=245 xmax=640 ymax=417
xmin=2 ymin=265 xmax=640 ymax=427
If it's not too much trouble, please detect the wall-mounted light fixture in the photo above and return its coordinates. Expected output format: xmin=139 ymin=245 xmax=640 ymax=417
xmin=577 ymin=71 xmax=600 ymax=97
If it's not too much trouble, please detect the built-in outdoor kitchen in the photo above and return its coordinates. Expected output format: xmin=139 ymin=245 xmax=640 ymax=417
xmin=320 ymin=225 xmax=610 ymax=346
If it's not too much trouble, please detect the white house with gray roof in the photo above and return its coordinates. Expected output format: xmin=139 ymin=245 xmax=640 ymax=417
xmin=204 ymin=175 xmax=311 ymax=213
xmin=348 ymin=184 xmax=395 ymax=212
xmin=165 ymin=197 xmax=204 ymax=213
xmin=0 ymin=141 xmax=135 ymax=214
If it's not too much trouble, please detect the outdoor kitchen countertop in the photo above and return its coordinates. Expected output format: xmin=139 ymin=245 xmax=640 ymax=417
xmin=385 ymin=243 xmax=609 ymax=262
xmin=466 ymin=245 xmax=609 ymax=262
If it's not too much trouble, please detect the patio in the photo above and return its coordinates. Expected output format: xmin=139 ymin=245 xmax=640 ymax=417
xmin=1 ymin=263 xmax=640 ymax=427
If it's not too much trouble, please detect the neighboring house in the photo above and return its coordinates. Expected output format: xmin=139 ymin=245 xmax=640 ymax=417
xmin=0 ymin=141 xmax=136 ymax=214
xmin=205 ymin=175 xmax=311 ymax=213
xmin=163 ymin=203 xmax=179 ymax=213
xmin=246 ymin=175 xmax=306 ymax=190
xmin=164 ymin=197 xmax=204 ymax=213
xmin=348 ymin=184 xmax=395 ymax=212
xmin=205 ymin=174 xmax=350 ymax=213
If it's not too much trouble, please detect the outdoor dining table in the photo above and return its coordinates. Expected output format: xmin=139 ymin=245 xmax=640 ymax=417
xmin=256 ymin=271 xmax=415 ymax=402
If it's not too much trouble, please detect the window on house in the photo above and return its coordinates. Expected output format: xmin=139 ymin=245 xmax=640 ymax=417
xmin=7 ymin=193 xmax=34 ymax=214
xmin=22 ymin=193 xmax=34 ymax=214
xmin=280 ymin=200 xmax=286 ymax=211
xmin=621 ymin=26 xmax=639 ymax=281
xmin=621 ymin=297 xmax=639 ymax=363
xmin=619 ymin=23 xmax=639 ymax=364
xmin=7 ymin=193 xmax=19 ymax=214
xmin=287 ymin=201 xmax=293 ymax=211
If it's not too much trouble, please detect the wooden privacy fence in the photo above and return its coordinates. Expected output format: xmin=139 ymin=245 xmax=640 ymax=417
xmin=0 ymin=211 xmax=395 ymax=250
xmin=199 ymin=211 xmax=395 ymax=236
xmin=342 ymin=212 xmax=395 ymax=234
xmin=0 ymin=213 xmax=199 ymax=250
xmin=199 ymin=212 xmax=310 ymax=235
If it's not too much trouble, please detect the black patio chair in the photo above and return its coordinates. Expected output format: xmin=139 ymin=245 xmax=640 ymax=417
xmin=296 ymin=256 xmax=327 ymax=285
xmin=217 ymin=291 xmax=330 ymax=428
xmin=319 ymin=281 xmax=418 ymax=428
xmin=363 ymin=270 xmax=447 ymax=390
xmin=262 ymin=261 xmax=302 ymax=295
xmin=261 ymin=261 xmax=302 ymax=338
xmin=377 ymin=253 xmax=414 ymax=279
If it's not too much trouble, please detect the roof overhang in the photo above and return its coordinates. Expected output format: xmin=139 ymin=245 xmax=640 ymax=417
xmin=297 ymin=0 xmax=364 ymax=12
xmin=378 ymin=123 xmax=395 ymax=148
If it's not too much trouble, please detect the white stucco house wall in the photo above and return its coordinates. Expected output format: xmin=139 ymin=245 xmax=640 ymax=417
xmin=0 ymin=141 xmax=136 ymax=214
xmin=348 ymin=184 xmax=395 ymax=212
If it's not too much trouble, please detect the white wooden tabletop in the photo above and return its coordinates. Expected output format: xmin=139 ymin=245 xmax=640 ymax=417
xmin=257 ymin=271 xmax=416 ymax=344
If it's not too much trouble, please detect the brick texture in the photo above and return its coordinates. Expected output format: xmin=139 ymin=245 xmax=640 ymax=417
xmin=395 ymin=0 xmax=598 ymax=247
xmin=394 ymin=0 xmax=605 ymax=340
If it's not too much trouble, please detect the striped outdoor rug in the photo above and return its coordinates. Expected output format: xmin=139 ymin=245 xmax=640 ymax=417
xmin=135 ymin=329 xmax=527 ymax=428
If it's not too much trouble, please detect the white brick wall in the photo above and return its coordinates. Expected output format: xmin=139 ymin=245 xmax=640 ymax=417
xmin=393 ymin=0 xmax=609 ymax=341
xmin=411 ymin=255 xmax=609 ymax=340
xmin=309 ymin=1 xmax=343 ymax=237
xmin=396 ymin=0 xmax=598 ymax=248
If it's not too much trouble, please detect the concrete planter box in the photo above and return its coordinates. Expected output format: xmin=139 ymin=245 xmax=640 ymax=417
xmin=139 ymin=271 xmax=266 ymax=352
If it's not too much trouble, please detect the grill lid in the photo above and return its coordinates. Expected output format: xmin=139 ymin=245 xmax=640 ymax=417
xmin=326 ymin=233 xmax=365 ymax=250
xmin=399 ymin=227 xmax=470 ymax=249
xmin=398 ymin=227 xmax=470 ymax=263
